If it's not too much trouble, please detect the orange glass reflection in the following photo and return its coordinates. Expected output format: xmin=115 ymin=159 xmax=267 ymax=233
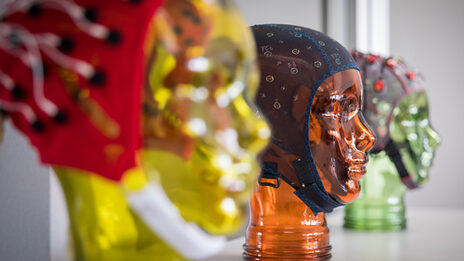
xmin=310 ymin=69 xmax=376 ymax=203
xmin=156 ymin=0 xmax=214 ymax=87
xmin=244 ymin=181 xmax=331 ymax=260
xmin=245 ymin=69 xmax=375 ymax=259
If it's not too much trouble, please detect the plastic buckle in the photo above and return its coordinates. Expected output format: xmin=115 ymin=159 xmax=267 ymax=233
xmin=258 ymin=169 xmax=280 ymax=188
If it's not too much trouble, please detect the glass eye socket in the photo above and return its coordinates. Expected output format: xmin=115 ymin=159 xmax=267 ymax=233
xmin=339 ymin=96 xmax=358 ymax=118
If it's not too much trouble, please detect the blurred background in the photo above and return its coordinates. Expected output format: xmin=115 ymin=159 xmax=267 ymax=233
xmin=1 ymin=0 xmax=463 ymax=260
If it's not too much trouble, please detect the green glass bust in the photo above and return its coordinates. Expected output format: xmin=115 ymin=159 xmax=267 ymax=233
xmin=344 ymin=52 xmax=441 ymax=231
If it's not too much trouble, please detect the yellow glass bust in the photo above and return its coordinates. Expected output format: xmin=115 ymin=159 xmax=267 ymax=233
xmin=55 ymin=0 xmax=269 ymax=260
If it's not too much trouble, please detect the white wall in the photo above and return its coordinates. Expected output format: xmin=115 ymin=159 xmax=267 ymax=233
xmin=0 ymin=124 xmax=49 ymax=261
xmin=390 ymin=0 xmax=464 ymax=209
xmin=234 ymin=0 xmax=322 ymax=31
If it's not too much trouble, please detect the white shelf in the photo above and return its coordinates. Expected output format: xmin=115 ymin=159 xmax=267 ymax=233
xmin=206 ymin=207 xmax=464 ymax=261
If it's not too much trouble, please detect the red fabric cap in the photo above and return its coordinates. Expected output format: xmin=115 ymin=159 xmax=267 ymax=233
xmin=0 ymin=0 xmax=163 ymax=181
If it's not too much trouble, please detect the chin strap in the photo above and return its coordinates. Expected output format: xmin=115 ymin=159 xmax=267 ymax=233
xmin=383 ymin=139 xmax=419 ymax=190
xmin=258 ymin=159 xmax=342 ymax=215
xmin=292 ymin=158 xmax=342 ymax=214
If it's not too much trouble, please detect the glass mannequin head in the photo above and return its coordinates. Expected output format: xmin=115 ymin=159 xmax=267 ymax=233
xmin=389 ymin=91 xmax=441 ymax=184
xmin=143 ymin=0 xmax=270 ymax=234
xmin=243 ymin=70 xmax=373 ymax=260
xmin=344 ymin=53 xmax=441 ymax=231
xmin=252 ymin=24 xmax=375 ymax=214
xmin=310 ymin=69 xmax=375 ymax=203
xmin=352 ymin=51 xmax=441 ymax=187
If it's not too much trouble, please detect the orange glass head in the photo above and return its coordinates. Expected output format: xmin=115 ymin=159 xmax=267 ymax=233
xmin=310 ymin=69 xmax=375 ymax=203
xmin=252 ymin=24 xmax=375 ymax=213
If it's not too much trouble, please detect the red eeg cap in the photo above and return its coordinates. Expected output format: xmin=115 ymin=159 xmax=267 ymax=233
xmin=0 ymin=0 xmax=163 ymax=181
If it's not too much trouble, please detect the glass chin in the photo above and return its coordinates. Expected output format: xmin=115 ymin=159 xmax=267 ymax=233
xmin=345 ymin=177 xmax=361 ymax=194
xmin=346 ymin=166 xmax=367 ymax=181
xmin=416 ymin=168 xmax=430 ymax=184
xmin=329 ymin=178 xmax=361 ymax=204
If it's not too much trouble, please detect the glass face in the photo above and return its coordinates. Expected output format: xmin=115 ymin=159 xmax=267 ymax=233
xmin=389 ymin=91 xmax=441 ymax=185
xmin=143 ymin=0 xmax=270 ymax=234
xmin=309 ymin=69 xmax=375 ymax=204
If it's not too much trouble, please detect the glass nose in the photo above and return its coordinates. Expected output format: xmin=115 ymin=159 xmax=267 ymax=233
xmin=355 ymin=113 xmax=376 ymax=152
xmin=426 ymin=125 xmax=441 ymax=149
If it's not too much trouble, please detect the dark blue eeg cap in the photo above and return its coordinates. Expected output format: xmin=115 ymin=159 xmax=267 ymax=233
xmin=253 ymin=24 xmax=359 ymax=214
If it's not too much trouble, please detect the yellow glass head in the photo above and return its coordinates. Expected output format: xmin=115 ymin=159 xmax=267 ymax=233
xmin=143 ymin=0 xmax=270 ymax=235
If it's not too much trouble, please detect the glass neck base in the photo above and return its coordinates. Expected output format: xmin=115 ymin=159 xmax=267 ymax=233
xmin=243 ymin=182 xmax=331 ymax=260
xmin=243 ymin=225 xmax=331 ymax=260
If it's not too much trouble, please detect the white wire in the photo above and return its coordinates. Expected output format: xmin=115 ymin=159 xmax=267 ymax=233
xmin=36 ymin=0 xmax=110 ymax=39
xmin=36 ymin=33 xmax=95 ymax=78
xmin=0 ymin=0 xmax=120 ymax=120
xmin=0 ymin=0 xmax=33 ymax=18
xmin=12 ymin=0 xmax=109 ymax=40
xmin=0 ymin=70 xmax=14 ymax=90
xmin=0 ymin=36 xmax=32 ymax=66
xmin=1 ymin=22 xmax=58 ymax=116
xmin=0 ymin=99 xmax=36 ymax=122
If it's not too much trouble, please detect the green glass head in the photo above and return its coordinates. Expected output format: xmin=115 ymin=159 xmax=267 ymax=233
xmin=344 ymin=52 xmax=441 ymax=231
xmin=390 ymin=91 xmax=441 ymax=185
xmin=352 ymin=52 xmax=441 ymax=187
